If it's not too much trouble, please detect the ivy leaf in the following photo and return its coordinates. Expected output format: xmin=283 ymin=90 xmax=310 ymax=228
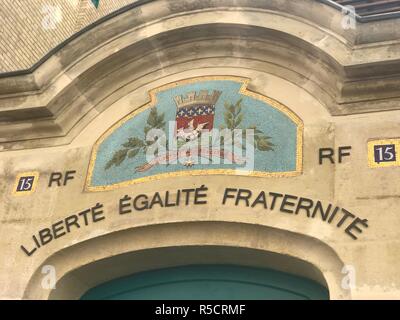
xmin=105 ymin=149 xmax=129 ymax=169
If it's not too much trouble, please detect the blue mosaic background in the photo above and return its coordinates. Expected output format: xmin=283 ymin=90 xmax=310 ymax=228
xmin=90 ymin=80 xmax=299 ymax=187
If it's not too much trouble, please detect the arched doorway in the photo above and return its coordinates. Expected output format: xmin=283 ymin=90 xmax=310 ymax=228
xmin=81 ymin=264 xmax=329 ymax=300
xmin=23 ymin=222 xmax=349 ymax=299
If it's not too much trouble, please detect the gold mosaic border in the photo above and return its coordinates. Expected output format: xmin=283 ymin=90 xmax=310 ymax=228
xmin=85 ymin=76 xmax=304 ymax=192
xmin=367 ymin=138 xmax=400 ymax=168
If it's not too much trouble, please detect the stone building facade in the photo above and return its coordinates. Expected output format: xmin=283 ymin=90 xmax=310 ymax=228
xmin=0 ymin=0 xmax=140 ymax=72
xmin=0 ymin=0 xmax=399 ymax=299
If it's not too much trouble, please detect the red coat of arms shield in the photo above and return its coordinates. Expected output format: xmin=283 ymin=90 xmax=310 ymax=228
xmin=174 ymin=90 xmax=221 ymax=141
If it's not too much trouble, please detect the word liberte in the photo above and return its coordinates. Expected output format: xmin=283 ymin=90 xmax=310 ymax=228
xmin=145 ymin=122 xmax=256 ymax=171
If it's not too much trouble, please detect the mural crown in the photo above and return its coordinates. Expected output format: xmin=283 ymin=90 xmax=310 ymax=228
xmin=174 ymin=90 xmax=222 ymax=109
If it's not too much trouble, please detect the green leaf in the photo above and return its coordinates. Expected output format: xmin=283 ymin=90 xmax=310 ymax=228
xmin=144 ymin=108 xmax=166 ymax=138
xmin=128 ymin=148 xmax=140 ymax=158
xmin=122 ymin=137 xmax=145 ymax=148
xmin=257 ymin=137 xmax=274 ymax=151
xmin=226 ymin=118 xmax=234 ymax=129
xmin=221 ymin=99 xmax=275 ymax=152
xmin=236 ymin=104 xmax=242 ymax=116
xmin=144 ymin=126 xmax=151 ymax=137
xmin=157 ymin=113 xmax=165 ymax=126
xmin=223 ymin=99 xmax=246 ymax=130
xmin=235 ymin=114 xmax=244 ymax=127
xmin=147 ymin=108 xmax=158 ymax=126
xmin=105 ymin=149 xmax=129 ymax=169
xmin=224 ymin=113 xmax=233 ymax=125
xmin=146 ymin=107 xmax=165 ymax=128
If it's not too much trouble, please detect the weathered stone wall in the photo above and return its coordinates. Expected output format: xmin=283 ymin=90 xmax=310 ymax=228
xmin=0 ymin=0 xmax=138 ymax=72
xmin=0 ymin=0 xmax=399 ymax=300
xmin=2 ymin=69 xmax=399 ymax=299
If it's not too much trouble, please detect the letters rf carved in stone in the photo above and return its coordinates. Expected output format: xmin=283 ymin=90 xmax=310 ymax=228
xmin=85 ymin=76 xmax=303 ymax=191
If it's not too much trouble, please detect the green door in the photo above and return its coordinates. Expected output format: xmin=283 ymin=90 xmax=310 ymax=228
xmin=81 ymin=265 xmax=329 ymax=300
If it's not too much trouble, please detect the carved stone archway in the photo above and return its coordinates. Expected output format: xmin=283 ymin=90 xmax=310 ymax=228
xmin=23 ymin=222 xmax=350 ymax=300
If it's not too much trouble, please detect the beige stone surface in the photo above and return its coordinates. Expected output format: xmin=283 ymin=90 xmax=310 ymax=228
xmin=0 ymin=0 xmax=139 ymax=72
xmin=0 ymin=0 xmax=399 ymax=300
